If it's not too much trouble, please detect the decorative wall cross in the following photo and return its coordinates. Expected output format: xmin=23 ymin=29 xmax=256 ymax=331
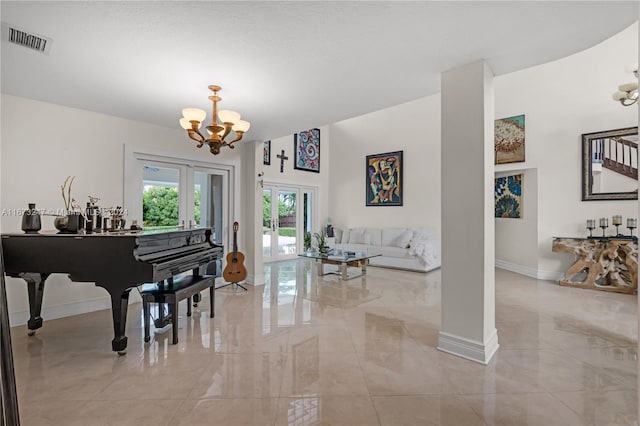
xmin=277 ymin=150 xmax=288 ymax=173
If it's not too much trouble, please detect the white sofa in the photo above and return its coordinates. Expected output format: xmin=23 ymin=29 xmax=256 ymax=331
xmin=332 ymin=227 xmax=441 ymax=272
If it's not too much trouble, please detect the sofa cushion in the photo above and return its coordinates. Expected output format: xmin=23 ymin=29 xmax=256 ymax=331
xmin=364 ymin=228 xmax=382 ymax=246
xmin=381 ymin=228 xmax=412 ymax=248
xmin=334 ymin=228 xmax=344 ymax=244
xmin=339 ymin=243 xmax=369 ymax=254
xmin=377 ymin=246 xmax=414 ymax=259
xmin=349 ymin=230 xmax=365 ymax=244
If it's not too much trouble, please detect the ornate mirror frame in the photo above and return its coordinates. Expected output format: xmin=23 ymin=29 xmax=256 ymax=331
xmin=581 ymin=126 xmax=638 ymax=201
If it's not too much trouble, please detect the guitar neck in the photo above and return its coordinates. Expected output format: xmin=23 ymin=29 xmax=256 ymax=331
xmin=233 ymin=230 xmax=238 ymax=254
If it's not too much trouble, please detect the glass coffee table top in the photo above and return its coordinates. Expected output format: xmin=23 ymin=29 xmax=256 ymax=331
xmin=298 ymin=251 xmax=380 ymax=262
xmin=298 ymin=251 xmax=381 ymax=280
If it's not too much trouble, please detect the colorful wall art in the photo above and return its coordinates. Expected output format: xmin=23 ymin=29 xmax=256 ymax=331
xmin=495 ymin=174 xmax=523 ymax=218
xmin=366 ymin=151 xmax=403 ymax=206
xmin=294 ymin=129 xmax=320 ymax=172
xmin=495 ymin=114 xmax=525 ymax=164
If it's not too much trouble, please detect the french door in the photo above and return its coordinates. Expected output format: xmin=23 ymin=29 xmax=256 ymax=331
xmin=263 ymin=185 xmax=315 ymax=262
xmin=125 ymin=152 xmax=235 ymax=250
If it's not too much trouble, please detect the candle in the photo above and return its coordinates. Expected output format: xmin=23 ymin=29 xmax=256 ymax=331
xmin=612 ymin=215 xmax=622 ymax=226
xmin=586 ymin=219 xmax=596 ymax=228
xmin=599 ymin=217 xmax=608 ymax=227
xmin=627 ymin=218 xmax=637 ymax=228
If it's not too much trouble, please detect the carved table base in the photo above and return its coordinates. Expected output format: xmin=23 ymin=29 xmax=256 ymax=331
xmin=552 ymin=237 xmax=637 ymax=294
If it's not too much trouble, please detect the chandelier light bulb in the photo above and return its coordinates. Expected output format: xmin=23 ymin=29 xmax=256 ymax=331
xmin=218 ymin=109 xmax=241 ymax=124
xmin=179 ymin=117 xmax=192 ymax=130
xmin=233 ymin=120 xmax=251 ymax=133
xmin=182 ymin=108 xmax=206 ymax=124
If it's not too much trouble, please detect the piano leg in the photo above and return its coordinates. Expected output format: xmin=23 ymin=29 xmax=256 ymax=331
xmin=21 ymin=273 xmax=49 ymax=336
xmin=106 ymin=288 xmax=131 ymax=355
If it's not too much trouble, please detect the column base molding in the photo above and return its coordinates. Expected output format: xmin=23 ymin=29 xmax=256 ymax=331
xmin=437 ymin=329 xmax=499 ymax=365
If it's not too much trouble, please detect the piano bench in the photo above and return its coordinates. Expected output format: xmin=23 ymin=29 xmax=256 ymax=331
xmin=140 ymin=274 xmax=215 ymax=344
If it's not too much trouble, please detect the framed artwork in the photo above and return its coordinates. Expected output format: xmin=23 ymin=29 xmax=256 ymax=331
xmin=495 ymin=114 xmax=525 ymax=164
xmin=495 ymin=173 xmax=523 ymax=218
xmin=263 ymin=141 xmax=271 ymax=165
xmin=294 ymin=128 xmax=320 ymax=173
xmin=581 ymin=127 xmax=638 ymax=201
xmin=366 ymin=150 xmax=403 ymax=206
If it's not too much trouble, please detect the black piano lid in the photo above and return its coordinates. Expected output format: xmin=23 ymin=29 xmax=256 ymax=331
xmin=1 ymin=226 xmax=210 ymax=238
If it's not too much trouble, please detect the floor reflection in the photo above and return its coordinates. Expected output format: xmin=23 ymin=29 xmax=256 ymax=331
xmin=8 ymin=260 xmax=638 ymax=426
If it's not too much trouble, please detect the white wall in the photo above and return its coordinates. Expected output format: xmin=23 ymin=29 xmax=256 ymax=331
xmin=495 ymin=169 xmax=538 ymax=274
xmin=0 ymin=94 xmax=243 ymax=324
xmin=328 ymin=96 xmax=441 ymax=235
xmin=495 ymin=22 xmax=638 ymax=275
xmin=261 ymin=126 xmax=330 ymax=234
xmin=327 ymin=23 xmax=638 ymax=277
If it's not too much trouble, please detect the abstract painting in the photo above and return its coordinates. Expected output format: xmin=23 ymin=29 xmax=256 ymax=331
xmin=294 ymin=128 xmax=320 ymax=172
xmin=366 ymin=151 xmax=403 ymax=206
xmin=495 ymin=114 xmax=525 ymax=164
xmin=263 ymin=141 xmax=271 ymax=165
xmin=495 ymin=174 xmax=523 ymax=218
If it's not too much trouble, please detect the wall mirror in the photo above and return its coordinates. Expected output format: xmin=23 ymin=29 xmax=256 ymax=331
xmin=582 ymin=126 xmax=638 ymax=201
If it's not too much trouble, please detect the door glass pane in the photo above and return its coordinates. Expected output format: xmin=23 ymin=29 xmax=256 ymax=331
xmin=142 ymin=166 xmax=180 ymax=230
xmin=194 ymin=172 xmax=223 ymax=243
xmin=303 ymin=191 xmax=312 ymax=251
xmin=278 ymin=190 xmax=297 ymax=255
xmin=263 ymin=189 xmax=272 ymax=257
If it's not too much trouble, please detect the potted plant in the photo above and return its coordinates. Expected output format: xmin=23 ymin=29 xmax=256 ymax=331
xmin=313 ymin=232 xmax=328 ymax=254
xmin=304 ymin=231 xmax=312 ymax=251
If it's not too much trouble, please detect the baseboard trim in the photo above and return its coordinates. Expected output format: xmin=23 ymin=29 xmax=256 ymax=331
xmin=437 ymin=329 xmax=499 ymax=365
xmin=495 ymin=259 xmax=563 ymax=282
xmin=244 ymin=274 xmax=264 ymax=286
xmin=9 ymin=296 xmax=111 ymax=327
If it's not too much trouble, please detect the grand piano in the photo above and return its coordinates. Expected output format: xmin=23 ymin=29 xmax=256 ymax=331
xmin=1 ymin=227 xmax=223 ymax=354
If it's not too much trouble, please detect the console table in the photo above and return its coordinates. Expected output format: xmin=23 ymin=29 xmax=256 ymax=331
xmin=551 ymin=237 xmax=637 ymax=294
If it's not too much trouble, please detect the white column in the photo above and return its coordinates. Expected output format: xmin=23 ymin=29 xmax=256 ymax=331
xmin=438 ymin=60 xmax=498 ymax=364
xmin=241 ymin=141 xmax=265 ymax=285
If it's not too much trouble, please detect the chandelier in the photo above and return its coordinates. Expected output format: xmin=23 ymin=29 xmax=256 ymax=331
xmin=179 ymin=85 xmax=250 ymax=155
xmin=612 ymin=65 xmax=638 ymax=106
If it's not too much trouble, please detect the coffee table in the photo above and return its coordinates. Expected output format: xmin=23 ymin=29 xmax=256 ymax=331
xmin=298 ymin=251 xmax=381 ymax=280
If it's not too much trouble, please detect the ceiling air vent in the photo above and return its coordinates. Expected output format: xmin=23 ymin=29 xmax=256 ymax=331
xmin=1 ymin=22 xmax=52 ymax=55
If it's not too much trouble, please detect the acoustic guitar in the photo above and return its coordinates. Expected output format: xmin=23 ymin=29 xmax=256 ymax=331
xmin=223 ymin=221 xmax=248 ymax=284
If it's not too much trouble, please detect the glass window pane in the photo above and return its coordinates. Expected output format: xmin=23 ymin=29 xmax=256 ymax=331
xmin=263 ymin=189 xmax=272 ymax=257
xmin=278 ymin=190 xmax=296 ymax=255
xmin=142 ymin=166 xmax=180 ymax=230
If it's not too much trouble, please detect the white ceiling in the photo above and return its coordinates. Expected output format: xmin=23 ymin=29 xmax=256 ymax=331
xmin=1 ymin=1 xmax=638 ymax=142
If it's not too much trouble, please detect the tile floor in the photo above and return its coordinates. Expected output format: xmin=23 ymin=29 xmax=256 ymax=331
xmin=7 ymin=261 xmax=639 ymax=425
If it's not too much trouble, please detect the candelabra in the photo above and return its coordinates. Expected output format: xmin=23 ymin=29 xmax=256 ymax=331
xmin=586 ymin=219 xmax=595 ymax=238
xmin=599 ymin=217 xmax=608 ymax=237
xmin=612 ymin=215 xmax=622 ymax=236
xmin=627 ymin=218 xmax=637 ymax=238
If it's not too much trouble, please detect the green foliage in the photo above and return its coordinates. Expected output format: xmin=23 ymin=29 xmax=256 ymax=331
xmin=262 ymin=193 xmax=296 ymax=226
xmin=313 ymin=232 xmax=327 ymax=253
xmin=279 ymin=227 xmax=296 ymax=237
xmin=142 ymin=187 xmax=201 ymax=227
xmin=194 ymin=189 xmax=201 ymax=224
xmin=304 ymin=231 xmax=311 ymax=250
xmin=143 ymin=187 xmax=179 ymax=227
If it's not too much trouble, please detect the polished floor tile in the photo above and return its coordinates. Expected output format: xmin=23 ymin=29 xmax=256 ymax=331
xmin=463 ymin=392 xmax=586 ymax=425
xmin=7 ymin=261 xmax=638 ymax=425
xmin=275 ymin=396 xmax=379 ymax=426
xmin=372 ymin=394 xmax=484 ymax=426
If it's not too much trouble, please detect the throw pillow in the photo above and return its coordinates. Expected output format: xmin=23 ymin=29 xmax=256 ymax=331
xmin=394 ymin=230 xmax=413 ymax=248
